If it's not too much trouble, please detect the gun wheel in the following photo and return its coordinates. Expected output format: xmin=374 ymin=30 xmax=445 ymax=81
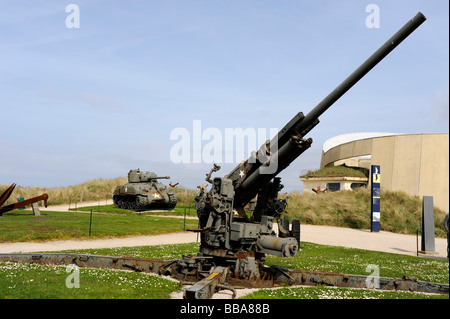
xmin=278 ymin=218 xmax=290 ymax=238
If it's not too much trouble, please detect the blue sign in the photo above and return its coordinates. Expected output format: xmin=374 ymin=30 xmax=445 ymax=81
xmin=18 ymin=197 xmax=25 ymax=210
xmin=371 ymin=165 xmax=381 ymax=232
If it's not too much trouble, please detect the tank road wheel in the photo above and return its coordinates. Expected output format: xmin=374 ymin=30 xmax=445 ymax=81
xmin=123 ymin=197 xmax=132 ymax=211
xmin=113 ymin=195 xmax=123 ymax=209
xmin=121 ymin=199 xmax=128 ymax=210
xmin=292 ymin=219 xmax=301 ymax=245
xmin=136 ymin=195 xmax=147 ymax=211
xmin=128 ymin=199 xmax=136 ymax=211
xmin=167 ymin=193 xmax=177 ymax=209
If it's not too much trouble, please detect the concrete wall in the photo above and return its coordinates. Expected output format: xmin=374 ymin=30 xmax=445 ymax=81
xmin=320 ymin=133 xmax=449 ymax=213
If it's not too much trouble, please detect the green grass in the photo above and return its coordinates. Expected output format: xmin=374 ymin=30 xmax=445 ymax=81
xmin=265 ymin=242 xmax=449 ymax=284
xmin=72 ymin=203 xmax=198 ymax=217
xmin=0 ymin=210 xmax=199 ymax=242
xmin=1 ymin=241 xmax=447 ymax=299
xmin=243 ymin=286 xmax=448 ymax=299
xmin=60 ymin=242 xmax=201 ymax=260
xmin=0 ymin=261 xmax=180 ymax=299
xmin=301 ymin=165 xmax=368 ymax=178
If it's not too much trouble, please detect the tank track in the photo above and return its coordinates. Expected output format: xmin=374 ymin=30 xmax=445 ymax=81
xmin=113 ymin=193 xmax=177 ymax=211
xmin=113 ymin=194 xmax=146 ymax=211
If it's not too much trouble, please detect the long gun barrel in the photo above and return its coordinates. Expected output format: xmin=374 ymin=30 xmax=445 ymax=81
xmin=228 ymin=12 xmax=427 ymax=208
xmin=295 ymin=12 xmax=426 ymax=134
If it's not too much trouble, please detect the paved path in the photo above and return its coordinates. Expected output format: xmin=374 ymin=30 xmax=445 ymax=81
xmin=31 ymin=200 xmax=113 ymax=212
xmin=0 ymin=232 xmax=198 ymax=254
xmin=299 ymin=224 xmax=447 ymax=258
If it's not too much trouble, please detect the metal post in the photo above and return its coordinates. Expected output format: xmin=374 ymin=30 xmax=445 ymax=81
xmin=184 ymin=207 xmax=186 ymax=231
xmin=421 ymin=196 xmax=435 ymax=253
xmin=416 ymin=229 xmax=419 ymax=257
xmin=89 ymin=209 xmax=93 ymax=236
xmin=197 ymin=219 xmax=200 ymax=243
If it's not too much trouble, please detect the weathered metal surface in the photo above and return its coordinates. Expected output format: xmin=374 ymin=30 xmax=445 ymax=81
xmin=0 ymin=183 xmax=48 ymax=215
xmin=0 ymin=183 xmax=16 ymax=207
xmin=0 ymin=253 xmax=168 ymax=273
xmin=183 ymin=266 xmax=229 ymax=299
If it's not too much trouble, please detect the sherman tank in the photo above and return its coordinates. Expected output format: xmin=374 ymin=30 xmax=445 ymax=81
xmin=113 ymin=169 xmax=177 ymax=211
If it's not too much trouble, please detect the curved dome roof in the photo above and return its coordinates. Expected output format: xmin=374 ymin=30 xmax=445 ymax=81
xmin=322 ymin=132 xmax=400 ymax=153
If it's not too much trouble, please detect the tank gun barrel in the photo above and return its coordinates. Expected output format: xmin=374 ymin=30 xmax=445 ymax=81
xmin=229 ymin=12 xmax=426 ymax=207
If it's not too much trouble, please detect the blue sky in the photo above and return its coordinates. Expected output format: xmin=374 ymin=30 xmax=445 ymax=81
xmin=0 ymin=0 xmax=448 ymax=193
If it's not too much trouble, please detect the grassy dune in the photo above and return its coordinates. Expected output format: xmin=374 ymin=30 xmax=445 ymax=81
xmin=1 ymin=178 xmax=127 ymax=206
xmin=285 ymin=188 xmax=448 ymax=237
xmin=1 ymin=178 xmax=197 ymax=207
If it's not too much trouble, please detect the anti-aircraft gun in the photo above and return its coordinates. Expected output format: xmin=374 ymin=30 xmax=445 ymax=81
xmin=161 ymin=12 xmax=427 ymax=299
